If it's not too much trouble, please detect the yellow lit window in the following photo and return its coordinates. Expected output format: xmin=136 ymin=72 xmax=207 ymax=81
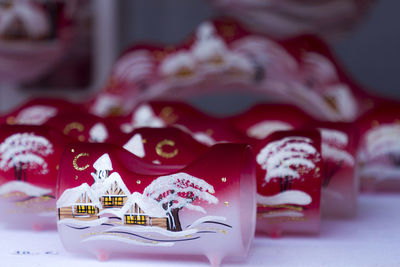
xmin=125 ymin=215 xmax=146 ymax=225
xmin=87 ymin=206 xmax=96 ymax=214
xmin=76 ymin=205 xmax=87 ymax=213
xmin=103 ymin=196 xmax=112 ymax=206
xmin=115 ymin=197 xmax=124 ymax=206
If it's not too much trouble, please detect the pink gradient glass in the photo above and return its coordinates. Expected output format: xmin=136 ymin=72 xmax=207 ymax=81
xmin=356 ymin=103 xmax=400 ymax=192
xmin=0 ymin=124 xmax=71 ymax=230
xmin=110 ymin=101 xmax=326 ymax=236
xmin=230 ymin=103 xmax=358 ymax=218
xmin=56 ymin=137 xmax=256 ymax=266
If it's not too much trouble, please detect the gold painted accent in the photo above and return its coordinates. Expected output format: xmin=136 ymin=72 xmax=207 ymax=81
xmin=257 ymin=204 xmax=303 ymax=212
xmin=71 ymin=149 xmax=75 ymax=153
xmin=155 ymin=139 xmax=179 ymax=159
xmin=63 ymin=122 xmax=85 ymax=136
xmin=205 ymin=129 xmax=214 ymax=136
xmin=73 ymin=153 xmax=90 ymax=171
xmin=6 ymin=116 xmax=15 ymax=125
xmin=221 ymin=177 xmax=227 ymax=183
xmin=159 ymin=106 xmax=178 ymax=124
xmin=142 ymin=139 xmax=147 ymax=143
xmin=136 ymin=180 xmax=141 ymax=185
xmin=371 ymin=120 xmax=380 ymax=127
xmin=75 ymin=175 xmax=79 ymax=180
xmin=56 ymin=165 xmax=59 ymax=171
xmin=266 ymin=217 xmax=307 ymax=223
xmin=78 ymin=135 xmax=85 ymax=142
xmin=224 ymin=201 xmax=229 ymax=207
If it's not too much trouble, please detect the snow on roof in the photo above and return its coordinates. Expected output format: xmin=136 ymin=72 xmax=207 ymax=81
xmin=91 ymin=172 xmax=130 ymax=197
xmin=160 ymin=51 xmax=196 ymax=77
xmin=93 ymin=153 xmax=113 ymax=171
xmin=247 ymin=121 xmax=293 ymax=140
xmin=89 ymin=123 xmax=109 ymax=143
xmin=319 ymin=128 xmax=348 ymax=147
xmin=57 ymin=183 xmax=101 ymax=209
xmin=123 ymin=133 xmax=145 ymax=158
xmin=133 ymin=104 xmax=165 ymax=129
xmin=114 ymin=192 xmax=166 ymax=218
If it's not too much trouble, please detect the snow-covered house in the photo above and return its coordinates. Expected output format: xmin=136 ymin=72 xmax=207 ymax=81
xmin=57 ymin=183 xmax=101 ymax=221
xmin=117 ymin=192 xmax=167 ymax=228
xmin=91 ymin=153 xmax=113 ymax=183
xmin=91 ymin=172 xmax=131 ymax=208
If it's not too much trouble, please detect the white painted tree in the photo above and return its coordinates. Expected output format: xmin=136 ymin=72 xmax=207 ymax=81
xmin=0 ymin=133 xmax=53 ymax=181
xmin=358 ymin=124 xmax=400 ymax=180
xmin=256 ymin=136 xmax=320 ymax=191
xmin=143 ymin=172 xmax=218 ymax=231
xmin=319 ymin=128 xmax=354 ymax=186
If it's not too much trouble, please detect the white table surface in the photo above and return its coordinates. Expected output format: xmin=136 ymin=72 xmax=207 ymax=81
xmin=1 ymin=194 xmax=399 ymax=267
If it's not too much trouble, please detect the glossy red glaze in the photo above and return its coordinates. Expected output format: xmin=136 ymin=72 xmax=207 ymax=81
xmin=0 ymin=98 xmax=84 ymax=126
xmin=253 ymin=130 xmax=322 ymax=236
xmin=56 ymin=141 xmax=256 ymax=264
xmin=89 ymin=17 xmax=377 ymax=123
xmin=0 ymin=124 xmax=72 ymax=229
xmin=356 ymin=102 xmax=400 ymax=191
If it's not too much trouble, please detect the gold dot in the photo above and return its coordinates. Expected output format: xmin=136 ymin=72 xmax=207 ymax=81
xmin=75 ymin=175 xmax=79 ymax=180
xmin=371 ymin=120 xmax=379 ymax=127
xmin=56 ymin=165 xmax=59 ymax=170
xmin=221 ymin=177 xmax=227 ymax=183
xmin=78 ymin=135 xmax=85 ymax=142
xmin=224 ymin=201 xmax=229 ymax=207
xmin=71 ymin=149 xmax=75 ymax=153
xmin=206 ymin=129 xmax=214 ymax=136
xmin=136 ymin=180 xmax=141 ymax=185
xmin=142 ymin=139 xmax=147 ymax=143
xmin=6 ymin=116 xmax=15 ymax=125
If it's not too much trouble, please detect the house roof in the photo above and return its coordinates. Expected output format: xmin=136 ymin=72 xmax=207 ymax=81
xmin=91 ymin=172 xmax=131 ymax=197
xmin=93 ymin=153 xmax=113 ymax=171
xmin=57 ymin=183 xmax=101 ymax=209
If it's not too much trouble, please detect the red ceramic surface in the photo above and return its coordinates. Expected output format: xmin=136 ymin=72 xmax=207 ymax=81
xmin=356 ymin=102 xmax=400 ymax=192
xmin=0 ymin=124 xmax=72 ymax=229
xmin=56 ymin=141 xmax=256 ymax=266
xmin=0 ymin=98 xmax=84 ymax=126
xmin=110 ymin=102 xmax=326 ymax=236
xmin=253 ymin=130 xmax=322 ymax=236
xmin=90 ymin=17 xmax=375 ymax=123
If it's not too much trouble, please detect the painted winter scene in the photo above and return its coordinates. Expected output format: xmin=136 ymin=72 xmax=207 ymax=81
xmin=255 ymin=135 xmax=321 ymax=226
xmin=57 ymin=153 xmax=231 ymax=248
xmin=0 ymin=132 xmax=57 ymax=226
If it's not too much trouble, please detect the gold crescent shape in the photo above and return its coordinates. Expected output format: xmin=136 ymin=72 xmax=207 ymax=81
xmin=63 ymin=122 xmax=84 ymax=135
xmin=73 ymin=153 xmax=90 ymax=171
xmin=155 ymin=139 xmax=178 ymax=159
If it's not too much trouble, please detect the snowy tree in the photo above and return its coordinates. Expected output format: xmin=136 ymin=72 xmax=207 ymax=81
xmin=0 ymin=133 xmax=53 ymax=181
xmin=143 ymin=172 xmax=218 ymax=231
xmin=319 ymin=128 xmax=354 ymax=186
xmin=358 ymin=124 xmax=400 ymax=180
xmin=256 ymin=136 xmax=320 ymax=191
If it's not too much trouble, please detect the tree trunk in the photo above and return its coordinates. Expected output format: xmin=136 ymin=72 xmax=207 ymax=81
xmin=167 ymin=208 xmax=182 ymax=232
xmin=14 ymin=165 xmax=18 ymax=180
xmin=322 ymin=161 xmax=343 ymax=187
